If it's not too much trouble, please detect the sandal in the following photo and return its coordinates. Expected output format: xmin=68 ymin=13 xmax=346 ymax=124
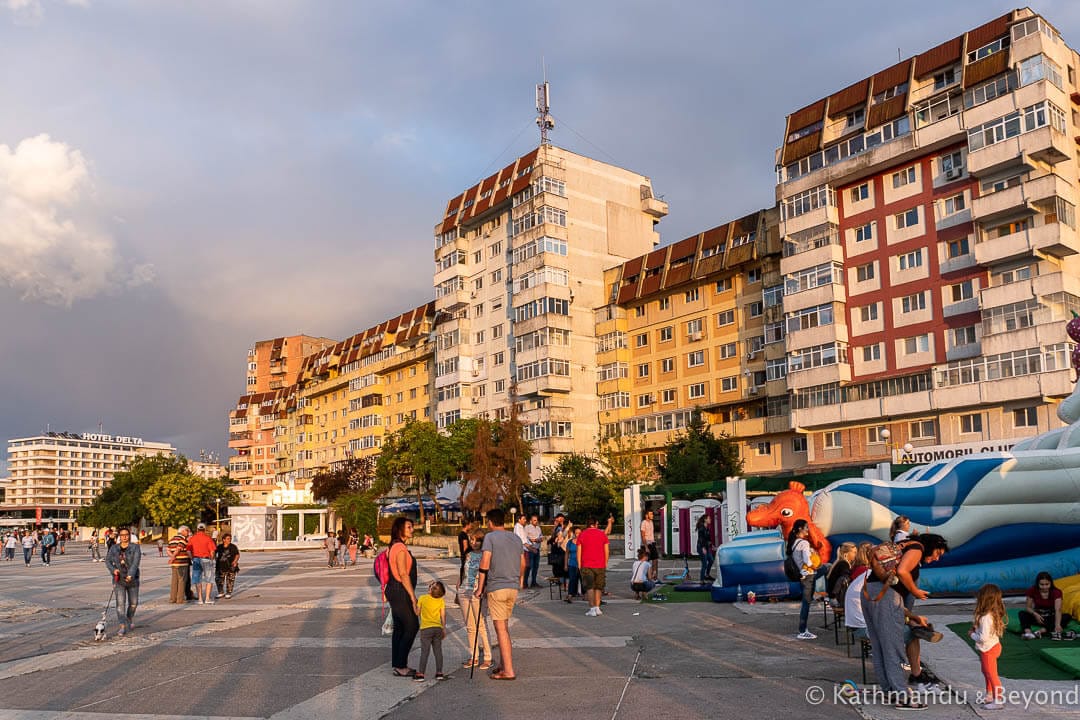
xmin=895 ymin=699 xmax=928 ymax=710
xmin=392 ymin=668 xmax=416 ymax=678
xmin=477 ymin=661 xmax=492 ymax=670
xmin=462 ymin=659 xmax=478 ymax=668
xmin=490 ymin=671 xmax=517 ymax=680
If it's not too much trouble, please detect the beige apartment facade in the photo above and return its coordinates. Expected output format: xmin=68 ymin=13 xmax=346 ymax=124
xmin=1 ymin=431 xmax=175 ymax=528
xmin=432 ymin=144 xmax=667 ymax=476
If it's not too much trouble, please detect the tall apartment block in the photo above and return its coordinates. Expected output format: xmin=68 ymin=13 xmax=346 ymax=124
xmin=432 ymin=144 xmax=666 ymax=474
xmin=596 ymin=209 xmax=806 ymax=474
xmin=1 ymin=432 xmax=174 ymax=527
xmin=228 ymin=334 xmax=333 ymax=503
xmin=776 ymin=8 xmax=1080 ymax=468
xmin=227 ymin=305 xmax=436 ymax=505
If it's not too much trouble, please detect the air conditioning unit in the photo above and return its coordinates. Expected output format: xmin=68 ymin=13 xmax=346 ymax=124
xmin=945 ymin=167 xmax=962 ymax=180
xmin=688 ymin=331 xmax=702 ymax=342
xmin=748 ymin=386 xmax=759 ymax=395
xmin=471 ymin=397 xmax=480 ymax=404
xmin=747 ymin=351 xmax=758 ymax=360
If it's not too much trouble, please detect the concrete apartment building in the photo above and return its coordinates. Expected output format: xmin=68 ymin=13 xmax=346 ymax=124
xmin=1 ymin=432 xmax=175 ymax=527
xmin=597 ymin=208 xmax=806 ymax=475
xmin=432 ymin=144 xmax=667 ymax=475
xmin=776 ymin=8 xmax=1080 ymax=469
xmin=228 ymin=334 xmax=334 ymax=502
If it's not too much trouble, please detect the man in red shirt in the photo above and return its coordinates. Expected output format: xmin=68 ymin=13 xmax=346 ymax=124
xmin=186 ymin=523 xmax=218 ymax=604
xmin=576 ymin=517 xmax=610 ymax=617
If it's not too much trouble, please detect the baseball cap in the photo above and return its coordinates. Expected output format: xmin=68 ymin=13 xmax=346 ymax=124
xmin=197 ymin=523 xmax=206 ymax=530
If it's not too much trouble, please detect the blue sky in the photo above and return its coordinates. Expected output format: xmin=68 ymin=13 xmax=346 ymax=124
xmin=1 ymin=0 xmax=1077 ymax=473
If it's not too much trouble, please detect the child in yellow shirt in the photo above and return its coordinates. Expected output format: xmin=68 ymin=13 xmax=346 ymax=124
xmin=414 ymin=581 xmax=447 ymax=682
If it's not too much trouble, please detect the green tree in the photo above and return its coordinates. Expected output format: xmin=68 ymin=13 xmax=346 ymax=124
xmin=141 ymin=474 xmax=239 ymax=529
xmin=597 ymin=428 xmax=656 ymax=492
xmin=535 ymin=453 xmax=618 ymax=519
xmin=331 ymin=491 xmax=380 ymax=538
xmin=659 ymin=411 xmax=743 ymax=487
xmin=78 ymin=454 xmax=190 ymax=528
xmin=376 ymin=420 xmax=459 ymax=524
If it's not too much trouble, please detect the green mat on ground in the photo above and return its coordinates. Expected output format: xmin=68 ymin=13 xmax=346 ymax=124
xmin=644 ymin=589 xmax=712 ymax=603
xmin=947 ymin=613 xmax=1080 ymax=680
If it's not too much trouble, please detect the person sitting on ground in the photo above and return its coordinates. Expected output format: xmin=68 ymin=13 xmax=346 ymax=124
xmin=630 ymin=546 xmax=655 ymax=600
xmin=826 ymin=542 xmax=856 ymax=607
xmin=1020 ymin=571 xmax=1075 ymax=640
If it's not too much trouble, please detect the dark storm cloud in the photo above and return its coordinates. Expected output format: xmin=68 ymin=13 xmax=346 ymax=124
xmin=1 ymin=1 xmax=1077 ymax=473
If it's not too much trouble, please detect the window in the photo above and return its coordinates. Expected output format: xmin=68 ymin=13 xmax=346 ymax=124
xmin=661 ymin=388 xmax=676 ymax=404
xmin=904 ymin=334 xmax=931 ymax=354
xmin=892 ymin=166 xmax=916 ymax=188
xmin=716 ymin=310 xmax=735 ymax=327
xmin=763 ymin=285 xmax=784 ymax=308
xmin=867 ymin=426 xmax=887 ymax=443
xmin=719 ymin=342 xmax=738 ymax=359
xmin=823 ymin=431 xmax=842 ymax=449
xmin=637 ymin=363 xmax=650 ymax=378
xmin=638 ymin=394 xmax=655 ymax=408
xmin=991 ymin=264 xmax=1034 ymax=286
xmin=472 ymin=250 xmax=482 ymax=264
xmin=968 ymin=101 xmax=1067 ymax=151
xmin=862 ymin=344 xmax=881 ymax=361
xmin=661 ymin=357 xmax=674 ymax=373
xmin=492 ymin=324 xmax=503 ymax=339
xmin=766 ymin=357 xmax=787 ymax=381
xmin=785 ymin=262 xmax=841 ymax=294
xmin=755 ymin=441 xmax=772 ymax=456
xmin=859 ymin=303 xmax=879 ymax=322
xmin=491 ymin=269 xmax=503 ymax=283
xmin=494 ymin=380 xmax=506 ymax=392
xmin=960 ymin=414 xmax=983 ymax=434
xmin=850 ymin=183 xmax=869 ymax=203
xmin=947 ymin=237 xmax=970 ymax=258
xmin=943 ymin=193 xmax=966 ymax=216
xmin=855 ymin=223 xmax=873 ymax=242
xmin=765 ymin=322 xmax=784 ymax=344
xmin=687 ymin=350 xmax=705 ymax=368
xmin=846 ymin=108 xmax=865 ymax=130
xmin=951 ymin=280 xmax=974 ymax=302
xmin=474 ymin=303 xmax=484 ymax=318
xmin=635 ymin=333 xmax=648 ymax=348
xmin=748 ymin=301 xmax=763 ymax=318
xmin=968 ymin=34 xmax=1009 ymax=63
xmin=685 ymin=288 xmax=700 ymax=303
xmin=792 ymin=436 xmax=807 ymax=453
xmin=489 ymin=241 xmax=502 ymax=257
xmin=786 ymin=303 xmax=834 ymax=332
xmin=1019 ymin=54 xmax=1064 ymax=90
xmin=789 ymin=342 xmax=846 ymax=372
xmin=941 ymin=150 xmax=963 ymax=175
xmin=964 ymin=73 xmax=1013 ymax=109
xmin=686 ymin=318 xmax=703 ymax=337
xmin=909 ymin=420 xmax=936 ymax=440
xmin=894 ymin=207 xmax=920 ymax=229
xmin=954 ymin=328 xmax=980 ymax=347
xmin=933 ymin=67 xmax=957 ymax=91
xmin=856 ymin=262 xmax=875 ymax=282
xmin=747 ymin=268 xmax=761 ymax=284
xmin=688 ymin=383 xmax=706 ymax=399
xmin=659 ymin=326 xmax=673 ymax=342
xmin=659 ymin=297 xmax=670 ymax=310
xmin=721 ymin=376 xmax=737 ymax=392
xmin=715 ymin=277 xmax=733 ymax=293
xmin=898 ymin=249 xmax=923 ymax=270
xmin=1013 ymin=407 xmax=1038 ymax=428
xmin=901 ymin=292 xmax=927 ymax=313
xmin=493 ymin=352 xmax=504 ymax=366
xmin=782 ymin=185 xmax=836 ymax=220
xmin=634 ymin=305 xmax=645 ymax=317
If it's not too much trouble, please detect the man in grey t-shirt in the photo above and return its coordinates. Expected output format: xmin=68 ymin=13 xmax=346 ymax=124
xmin=476 ymin=508 xmax=525 ymax=680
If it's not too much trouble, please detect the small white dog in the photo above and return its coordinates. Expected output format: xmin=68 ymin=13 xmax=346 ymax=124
xmin=94 ymin=616 xmax=107 ymax=641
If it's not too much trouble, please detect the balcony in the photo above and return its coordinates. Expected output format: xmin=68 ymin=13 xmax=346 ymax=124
xmin=1030 ymin=220 xmax=1080 ymax=258
xmin=974 ymin=228 xmax=1035 ymax=266
xmin=914 ymin=111 xmax=965 ymax=152
xmin=228 ymin=431 xmax=252 ymax=449
xmin=782 ymin=281 xmax=845 ymax=312
xmin=968 ymin=127 xmax=1069 ymax=177
xmin=786 ymin=362 xmax=851 ymax=390
xmin=779 ymin=240 xmax=844 ymax=276
xmin=786 ymin=323 xmax=847 ymax=351
xmin=516 ymin=374 xmax=572 ymax=396
xmin=641 ymin=195 xmax=669 ymax=219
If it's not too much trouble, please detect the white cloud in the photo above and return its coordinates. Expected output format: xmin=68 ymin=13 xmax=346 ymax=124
xmin=0 ymin=134 xmax=153 ymax=307
xmin=5 ymin=0 xmax=85 ymax=25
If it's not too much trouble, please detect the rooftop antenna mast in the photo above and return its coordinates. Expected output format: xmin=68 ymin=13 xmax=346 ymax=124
xmin=536 ymin=59 xmax=554 ymax=146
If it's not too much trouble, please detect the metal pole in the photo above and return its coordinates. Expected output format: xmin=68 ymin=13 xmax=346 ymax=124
xmin=469 ymin=593 xmax=484 ymax=680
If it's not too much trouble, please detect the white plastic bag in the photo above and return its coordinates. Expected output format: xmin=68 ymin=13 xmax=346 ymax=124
xmin=381 ymin=612 xmax=394 ymax=636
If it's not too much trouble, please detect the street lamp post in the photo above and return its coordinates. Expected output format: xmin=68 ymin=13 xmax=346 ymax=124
xmin=215 ymin=497 xmax=221 ymax=532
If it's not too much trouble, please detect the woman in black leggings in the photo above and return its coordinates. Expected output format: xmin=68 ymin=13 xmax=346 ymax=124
xmin=386 ymin=517 xmax=420 ymax=676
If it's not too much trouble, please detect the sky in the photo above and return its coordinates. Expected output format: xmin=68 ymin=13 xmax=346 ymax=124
xmin=2 ymin=0 xmax=1079 ymax=474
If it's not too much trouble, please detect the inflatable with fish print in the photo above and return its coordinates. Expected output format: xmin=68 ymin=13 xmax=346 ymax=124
xmin=709 ymin=317 xmax=1080 ymax=602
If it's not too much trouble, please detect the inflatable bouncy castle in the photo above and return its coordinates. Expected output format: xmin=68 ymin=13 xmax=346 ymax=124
xmin=711 ymin=319 xmax=1080 ymax=602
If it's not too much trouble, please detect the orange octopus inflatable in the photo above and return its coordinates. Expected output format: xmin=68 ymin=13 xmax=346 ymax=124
xmin=745 ymin=481 xmax=831 ymax=564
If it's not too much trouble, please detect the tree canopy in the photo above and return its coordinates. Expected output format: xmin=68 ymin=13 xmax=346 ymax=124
xmin=141 ymin=474 xmax=239 ymax=529
xmin=310 ymin=456 xmax=381 ymax=504
xmin=658 ymin=412 xmax=743 ymax=488
xmin=376 ymin=420 xmax=468 ymax=523
xmin=534 ymin=453 xmax=618 ymax=519
xmin=78 ymin=454 xmax=190 ymax=528
xmin=460 ymin=411 xmax=532 ymax=515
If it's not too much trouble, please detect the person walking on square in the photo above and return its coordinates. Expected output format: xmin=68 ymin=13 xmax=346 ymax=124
xmin=187 ymin=523 xmax=217 ymax=604
xmin=458 ymin=532 xmax=492 ymax=670
xmin=524 ymin=515 xmax=543 ymax=588
xmin=348 ymin=529 xmax=359 ymax=566
xmin=387 ymin=517 xmax=421 ymax=678
xmin=157 ymin=536 xmax=165 ymax=557
xmin=696 ymin=515 xmax=715 ymax=583
xmin=414 ymin=580 xmax=448 ymax=682
xmin=58 ymin=529 xmax=67 ymax=555
xmin=40 ymin=528 xmax=56 ymax=566
xmin=476 ymin=508 xmax=525 ymax=680
xmin=563 ymin=524 xmax=581 ymax=601
xmin=337 ymin=529 xmax=348 ymax=569
xmin=323 ymin=532 xmax=339 ymax=568
xmin=215 ymin=532 xmax=240 ymax=599
xmin=21 ymin=530 xmax=35 ymax=566
xmin=167 ymin=526 xmax=192 ymax=603
xmin=970 ymin=583 xmax=1007 ymax=709
xmin=90 ymin=530 xmax=102 ymax=562
xmin=4 ymin=532 xmax=16 ymax=561
xmin=457 ymin=520 xmax=477 ymax=586
xmin=789 ymin=519 xmax=818 ymax=640
xmin=577 ymin=517 xmax=610 ymax=617
xmin=105 ymin=527 xmax=141 ymax=636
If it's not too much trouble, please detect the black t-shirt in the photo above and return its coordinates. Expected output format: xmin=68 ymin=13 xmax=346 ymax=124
xmin=457 ymin=531 xmax=470 ymax=560
xmin=891 ymin=541 xmax=923 ymax=599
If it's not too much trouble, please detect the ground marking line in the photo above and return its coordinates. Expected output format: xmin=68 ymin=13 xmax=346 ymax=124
xmin=610 ymin=646 xmax=643 ymax=720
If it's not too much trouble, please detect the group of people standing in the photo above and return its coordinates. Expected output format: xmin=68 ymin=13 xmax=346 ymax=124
xmin=3 ymin=527 xmax=64 ymax=566
xmin=322 ymin=529 xmax=375 ymax=568
xmin=166 ymin=523 xmax=240 ymax=606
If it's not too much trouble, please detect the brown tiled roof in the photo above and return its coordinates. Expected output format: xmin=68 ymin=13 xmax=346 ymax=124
xmin=967 ymin=12 xmax=1012 ymax=49
xmin=914 ymin=36 xmax=963 ymax=78
xmin=827 ymin=79 xmax=870 ymax=117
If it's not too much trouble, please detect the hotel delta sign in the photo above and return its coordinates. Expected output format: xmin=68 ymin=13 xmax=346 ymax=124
xmin=892 ymin=438 xmax=1021 ymax=465
xmin=79 ymin=433 xmax=145 ymax=446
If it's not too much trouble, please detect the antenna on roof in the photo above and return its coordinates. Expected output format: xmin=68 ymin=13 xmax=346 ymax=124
xmin=536 ymin=57 xmax=554 ymax=146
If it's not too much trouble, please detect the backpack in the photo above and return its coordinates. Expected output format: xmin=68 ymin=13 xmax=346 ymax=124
xmin=783 ymin=540 xmax=802 ymax=582
xmin=869 ymin=540 xmax=921 ymax=586
xmin=374 ymin=549 xmax=390 ymax=590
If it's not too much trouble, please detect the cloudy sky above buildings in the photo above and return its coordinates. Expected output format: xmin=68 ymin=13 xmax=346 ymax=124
xmin=1 ymin=0 xmax=1078 ymax=473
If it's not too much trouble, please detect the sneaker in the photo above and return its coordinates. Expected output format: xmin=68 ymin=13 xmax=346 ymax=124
xmin=983 ymin=702 xmax=1004 ymax=710
xmin=595 ymin=607 xmax=603 ymax=616
xmin=796 ymin=631 xmax=817 ymax=640
xmin=412 ymin=673 xmax=425 ymax=682
xmin=894 ymin=699 xmax=928 ymax=710
xmin=1051 ymin=631 xmax=1062 ymax=641
xmin=435 ymin=673 xmax=447 ymax=681
xmin=1065 ymin=630 xmax=1077 ymax=641
xmin=206 ymin=600 xmax=215 ymax=605
xmin=1022 ymin=630 xmax=1035 ymax=640
xmin=198 ymin=600 xmax=204 ymax=605
xmin=585 ymin=607 xmax=597 ymax=617
xmin=224 ymin=594 xmax=232 ymax=599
